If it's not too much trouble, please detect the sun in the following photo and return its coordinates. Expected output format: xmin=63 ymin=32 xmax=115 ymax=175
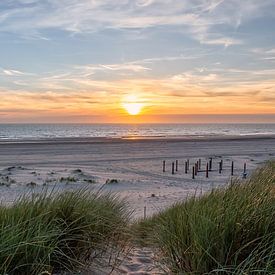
xmin=122 ymin=95 xmax=144 ymax=115
xmin=123 ymin=102 xmax=143 ymax=115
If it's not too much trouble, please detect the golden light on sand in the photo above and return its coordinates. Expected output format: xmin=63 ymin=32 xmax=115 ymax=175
xmin=122 ymin=95 xmax=144 ymax=115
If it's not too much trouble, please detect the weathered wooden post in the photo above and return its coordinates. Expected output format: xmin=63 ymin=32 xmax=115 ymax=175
xmin=192 ymin=166 xmax=195 ymax=179
xmin=198 ymin=159 xmax=201 ymax=170
xmin=206 ymin=163 xmax=209 ymax=178
xmin=187 ymin=159 xmax=190 ymax=170
xmin=176 ymin=160 xmax=178 ymax=172
xmin=243 ymin=163 xmax=247 ymax=179
xmin=195 ymin=163 xmax=198 ymax=175
xmin=219 ymin=161 xmax=222 ymax=174
xmin=231 ymin=161 xmax=234 ymax=176
xmin=220 ymin=159 xmax=223 ymax=171
xmin=144 ymin=206 xmax=147 ymax=219
xmin=163 ymin=160 xmax=166 ymax=172
xmin=172 ymin=162 xmax=175 ymax=175
xmin=209 ymin=157 xmax=213 ymax=171
xmin=185 ymin=161 xmax=188 ymax=174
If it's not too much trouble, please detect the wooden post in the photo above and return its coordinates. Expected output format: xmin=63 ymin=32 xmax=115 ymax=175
xmin=187 ymin=159 xmax=190 ymax=171
xmin=243 ymin=163 xmax=247 ymax=179
xmin=231 ymin=161 xmax=234 ymax=176
xmin=185 ymin=161 xmax=188 ymax=174
xmin=144 ymin=206 xmax=147 ymax=219
xmin=172 ymin=162 xmax=175 ymax=175
xmin=206 ymin=163 xmax=209 ymax=178
xmin=220 ymin=159 xmax=223 ymax=171
xmin=163 ymin=160 xmax=166 ymax=172
xmin=176 ymin=160 xmax=178 ymax=172
xmin=198 ymin=159 xmax=201 ymax=170
xmin=219 ymin=161 xmax=222 ymax=174
xmin=195 ymin=163 xmax=198 ymax=175
xmin=192 ymin=166 xmax=195 ymax=179
xmin=209 ymin=157 xmax=212 ymax=171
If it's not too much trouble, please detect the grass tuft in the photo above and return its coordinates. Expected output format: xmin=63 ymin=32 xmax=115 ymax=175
xmin=0 ymin=188 xmax=130 ymax=274
xmin=134 ymin=161 xmax=275 ymax=274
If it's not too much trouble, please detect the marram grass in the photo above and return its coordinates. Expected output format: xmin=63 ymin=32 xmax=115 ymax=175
xmin=134 ymin=161 xmax=275 ymax=274
xmin=0 ymin=189 xmax=130 ymax=274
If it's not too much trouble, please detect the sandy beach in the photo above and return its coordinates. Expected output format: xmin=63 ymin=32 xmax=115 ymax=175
xmin=0 ymin=135 xmax=274 ymax=220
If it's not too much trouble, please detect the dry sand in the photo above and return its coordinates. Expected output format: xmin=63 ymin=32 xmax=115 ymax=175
xmin=0 ymin=135 xmax=274 ymax=274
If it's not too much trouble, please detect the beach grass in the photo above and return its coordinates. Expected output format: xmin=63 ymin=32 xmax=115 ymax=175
xmin=0 ymin=189 xmax=130 ymax=274
xmin=134 ymin=161 xmax=275 ymax=274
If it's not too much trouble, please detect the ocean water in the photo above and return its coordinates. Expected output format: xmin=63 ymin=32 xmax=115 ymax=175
xmin=0 ymin=124 xmax=274 ymax=141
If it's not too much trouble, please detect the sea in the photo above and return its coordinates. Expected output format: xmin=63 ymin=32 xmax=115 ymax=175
xmin=0 ymin=123 xmax=274 ymax=141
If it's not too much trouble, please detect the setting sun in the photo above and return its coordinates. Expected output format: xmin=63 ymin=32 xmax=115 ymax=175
xmin=123 ymin=103 xmax=143 ymax=115
xmin=122 ymin=95 xmax=144 ymax=115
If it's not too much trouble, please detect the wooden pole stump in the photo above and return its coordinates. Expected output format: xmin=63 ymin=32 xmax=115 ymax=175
xmin=172 ymin=162 xmax=175 ymax=175
xmin=192 ymin=166 xmax=195 ymax=179
xmin=231 ymin=161 xmax=234 ymax=176
xmin=176 ymin=160 xmax=178 ymax=172
xmin=162 ymin=160 xmax=166 ymax=173
xmin=144 ymin=206 xmax=147 ymax=219
xmin=185 ymin=161 xmax=188 ymax=174
xmin=206 ymin=163 xmax=209 ymax=178
xmin=243 ymin=163 xmax=247 ymax=179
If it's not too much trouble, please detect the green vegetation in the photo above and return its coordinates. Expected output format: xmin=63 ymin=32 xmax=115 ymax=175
xmin=26 ymin=181 xmax=37 ymax=187
xmin=83 ymin=178 xmax=96 ymax=184
xmin=59 ymin=176 xmax=77 ymax=183
xmin=105 ymin=179 xmax=119 ymax=184
xmin=134 ymin=161 xmax=275 ymax=274
xmin=0 ymin=189 xmax=130 ymax=274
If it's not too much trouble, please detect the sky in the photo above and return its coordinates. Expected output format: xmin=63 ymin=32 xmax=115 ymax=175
xmin=0 ymin=0 xmax=275 ymax=123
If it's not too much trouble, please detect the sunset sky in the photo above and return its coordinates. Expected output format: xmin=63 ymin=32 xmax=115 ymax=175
xmin=0 ymin=0 xmax=275 ymax=123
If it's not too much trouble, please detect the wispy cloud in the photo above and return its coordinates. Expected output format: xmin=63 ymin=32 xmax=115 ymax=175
xmin=1 ymin=0 xmax=274 ymax=46
xmin=1 ymin=68 xmax=35 ymax=76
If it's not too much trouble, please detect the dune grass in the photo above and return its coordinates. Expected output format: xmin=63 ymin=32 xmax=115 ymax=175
xmin=0 ymin=189 xmax=130 ymax=274
xmin=134 ymin=161 xmax=275 ymax=274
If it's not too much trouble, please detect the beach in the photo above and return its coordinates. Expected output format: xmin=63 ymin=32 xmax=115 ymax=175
xmin=1 ymin=135 xmax=274 ymax=220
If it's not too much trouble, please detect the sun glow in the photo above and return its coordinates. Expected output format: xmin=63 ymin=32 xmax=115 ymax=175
xmin=122 ymin=95 xmax=144 ymax=115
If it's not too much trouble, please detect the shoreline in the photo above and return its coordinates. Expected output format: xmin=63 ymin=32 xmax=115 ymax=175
xmin=0 ymin=133 xmax=274 ymax=145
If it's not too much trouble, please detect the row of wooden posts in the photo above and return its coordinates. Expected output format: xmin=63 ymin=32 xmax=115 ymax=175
xmin=162 ymin=158 xmax=247 ymax=179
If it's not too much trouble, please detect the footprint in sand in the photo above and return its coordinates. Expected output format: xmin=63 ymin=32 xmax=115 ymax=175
xmin=117 ymin=247 xmax=165 ymax=275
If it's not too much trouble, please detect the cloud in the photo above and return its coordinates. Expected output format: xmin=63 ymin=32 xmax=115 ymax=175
xmin=99 ymin=64 xmax=151 ymax=72
xmin=1 ymin=69 xmax=275 ymax=120
xmin=1 ymin=68 xmax=34 ymax=76
xmin=1 ymin=0 xmax=274 ymax=46
xmin=2 ymin=69 xmax=26 ymax=76
xmin=199 ymin=36 xmax=242 ymax=47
